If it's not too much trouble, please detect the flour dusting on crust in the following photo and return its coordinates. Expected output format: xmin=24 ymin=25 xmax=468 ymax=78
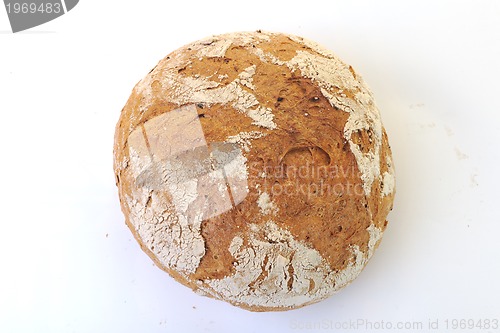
xmin=257 ymin=192 xmax=278 ymax=216
xmin=243 ymin=32 xmax=388 ymax=196
xmin=285 ymin=50 xmax=383 ymax=196
xmin=116 ymin=31 xmax=394 ymax=311
xmin=125 ymin=105 xmax=249 ymax=275
xmin=226 ymin=131 xmax=266 ymax=153
xmin=197 ymin=221 xmax=382 ymax=308
xmin=160 ymin=67 xmax=277 ymax=129
xmin=381 ymin=155 xmax=396 ymax=197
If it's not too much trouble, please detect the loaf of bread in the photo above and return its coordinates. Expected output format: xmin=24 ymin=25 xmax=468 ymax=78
xmin=113 ymin=31 xmax=395 ymax=311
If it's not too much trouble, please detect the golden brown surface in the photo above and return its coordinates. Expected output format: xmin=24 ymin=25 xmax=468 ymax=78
xmin=113 ymin=31 xmax=395 ymax=312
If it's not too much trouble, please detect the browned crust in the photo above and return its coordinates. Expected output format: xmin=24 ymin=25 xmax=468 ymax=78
xmin=113 ymin=31 xmax=395 ymax=312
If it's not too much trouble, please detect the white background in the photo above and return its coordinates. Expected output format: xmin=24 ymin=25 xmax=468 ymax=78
xmin=1 ymin=1 xmax=499 ymax=332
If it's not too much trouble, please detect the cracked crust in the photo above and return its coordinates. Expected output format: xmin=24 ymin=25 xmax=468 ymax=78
xmin=113 ymin=31 xmax=395 ymax=311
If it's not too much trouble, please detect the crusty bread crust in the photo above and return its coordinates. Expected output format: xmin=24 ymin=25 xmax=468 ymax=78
xmin=114 ymin=31 xmax=395 ymax=311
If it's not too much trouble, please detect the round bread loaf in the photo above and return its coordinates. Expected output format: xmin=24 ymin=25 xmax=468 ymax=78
xmin=113 ymin=31 xmax=395 ymax=311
